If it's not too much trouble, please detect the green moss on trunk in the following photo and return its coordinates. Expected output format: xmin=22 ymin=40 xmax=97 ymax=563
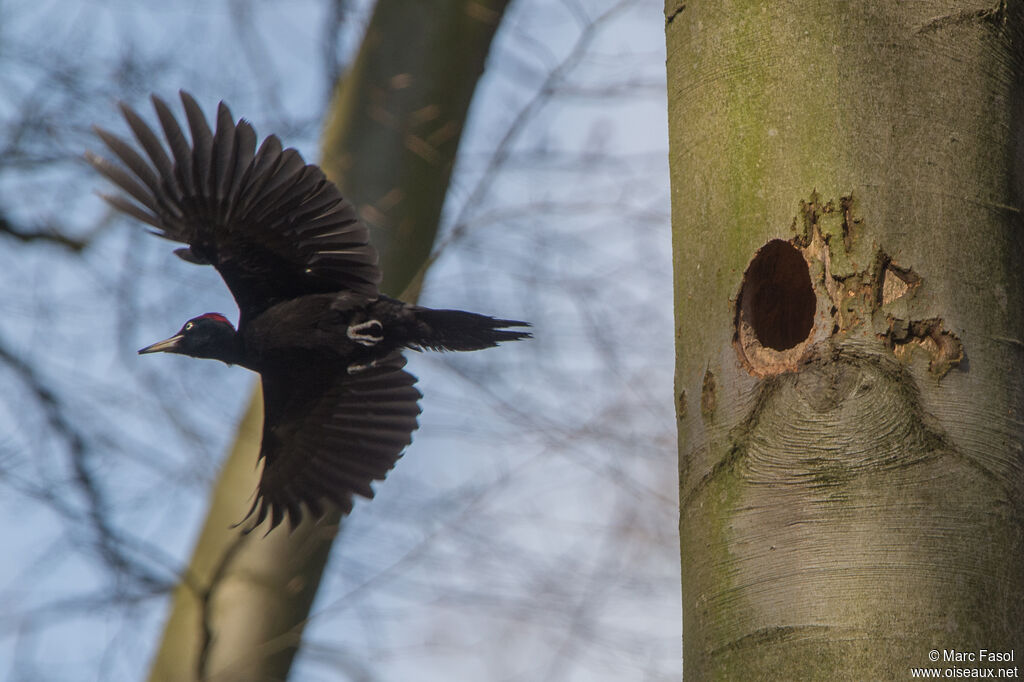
xmin=669 ymin=2 xmax=1024 ymax=679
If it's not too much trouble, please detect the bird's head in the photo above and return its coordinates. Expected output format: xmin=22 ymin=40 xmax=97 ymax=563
xmin=138 ymin=313 xmax=239 ymax=364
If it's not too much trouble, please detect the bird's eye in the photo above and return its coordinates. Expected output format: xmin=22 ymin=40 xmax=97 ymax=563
xmin=184 ymin=322 xmax=194 ymax=331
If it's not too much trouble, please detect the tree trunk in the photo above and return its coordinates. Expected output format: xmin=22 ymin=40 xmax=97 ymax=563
xmin=667 ymin=2 xmax=1024 ymax=680
xmin=147 ymin=2 xmax=509 ymax=680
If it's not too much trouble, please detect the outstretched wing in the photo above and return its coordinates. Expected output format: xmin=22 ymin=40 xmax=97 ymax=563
xmin=86 ymin=91 xmax=381 ymax=321
xmin=248 ymin=353 xmax=421 ymax=532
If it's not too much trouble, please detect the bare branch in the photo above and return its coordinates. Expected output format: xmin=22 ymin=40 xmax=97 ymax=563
xmin=0 ymin=211 xmax=91 ymax=252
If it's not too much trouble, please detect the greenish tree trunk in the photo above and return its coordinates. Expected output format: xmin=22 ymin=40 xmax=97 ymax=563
xmin=147 ymin=2 xmax=509 ymax=680
xmin=667 ymin=2 xmax=1024 ymax=680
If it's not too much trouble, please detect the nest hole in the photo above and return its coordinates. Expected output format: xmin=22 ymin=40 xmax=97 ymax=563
xmin=739 ymin=240 xmax=815 ymax=351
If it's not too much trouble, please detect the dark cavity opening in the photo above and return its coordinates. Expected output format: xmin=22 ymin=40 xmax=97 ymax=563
xmin=739 ymin=240 xmax=815 ymax=351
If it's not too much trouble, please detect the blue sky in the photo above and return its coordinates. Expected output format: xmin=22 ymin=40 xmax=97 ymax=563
xmin=0 ymin=1 xmax=678 ymax=679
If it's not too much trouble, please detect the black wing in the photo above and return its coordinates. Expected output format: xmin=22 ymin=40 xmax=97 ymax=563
xmin=86 ymin=91 xmax=381 ymax=322
xmin=247 ymin=353 xmax=421 ymax=531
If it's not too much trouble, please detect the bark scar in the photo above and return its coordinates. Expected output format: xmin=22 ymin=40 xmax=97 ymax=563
xmin=787 ymin=191 xmax=963 ymax=381
xmin=883 ymin=317 xmax=964 ymax=378
xmin=665 ymin=4 xmax=686 ymax=26
xmin=915 ymin=1 xmax=1007 ymax=33
xmin=701 ymin=370 xmax=717 ymax=421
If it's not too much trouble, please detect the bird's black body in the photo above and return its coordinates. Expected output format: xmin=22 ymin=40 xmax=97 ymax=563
xmin=88 ymin=91 xmax=529 ymax=531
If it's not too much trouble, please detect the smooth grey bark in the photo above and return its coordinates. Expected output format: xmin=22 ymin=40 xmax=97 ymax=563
xmin=668 ymin=2 xmax=1024 ymax=679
